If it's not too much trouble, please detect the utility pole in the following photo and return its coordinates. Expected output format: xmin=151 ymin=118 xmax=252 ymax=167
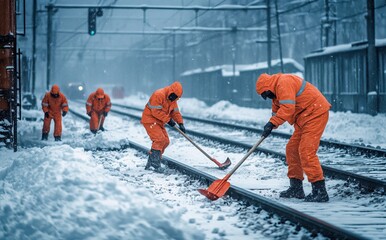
xmin=231 ymin=27 xmax=237 ymax=77
xmin=366 ymin=0 xmax=377 ymax=115
xmin=275 ymin=0 xmax=283 ymax=73
xmin=323 ymin=0 xmax=330 ymax=47
xmin=266 ymin=0 xmax=271 ymax=74
xmin=32 ymin=0 xmax=37 ymax=94
xmin=172 ymin=30 xmax=176 ymax=82
xmin=46 ymin=4 xmax=53 ymax=90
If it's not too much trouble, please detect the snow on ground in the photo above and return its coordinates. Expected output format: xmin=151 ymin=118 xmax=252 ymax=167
xmin=1 ymin=95 xmax=386 ymax=239
xmin=116 ymin=94 xmax=386 ymax=149
xmin=0 ymin=145 xmax=203 ymax=239
xmin=0 ymin=103 xmax=325 ymax=240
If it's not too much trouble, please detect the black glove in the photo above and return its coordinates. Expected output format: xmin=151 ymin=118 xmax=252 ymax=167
xmin=262 ymin=122 xmax=275 ymax=138
xmin=167 ymin=119 xmax=176 ymax=127
xmin=103 ymin=112 xmax=108 ymax=117
xmin=178 ymin=123 xmax=186 ymax=133
xmin=62 ymin=111 xmax=67 ymax=117
xmin=87 ymin=112 xmax=92 ymax=117
xmin=45 ymin=112 xmax=49 ymax=118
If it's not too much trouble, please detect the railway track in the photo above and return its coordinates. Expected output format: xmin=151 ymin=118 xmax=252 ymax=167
xmin=68 ymin=107 xmax=369 ymax=239
xmin=81 ymin=102 xmax=386 ymax=192
xmin=113 ymin=103 xmax=386 ymax=158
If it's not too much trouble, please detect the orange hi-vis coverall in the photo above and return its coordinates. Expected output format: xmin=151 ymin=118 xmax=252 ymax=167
xmin=86 ymin=91 xmax=111 ymax=131
xmin=256 ymin=73 xmax=331 ymax=183
xmin=141 ymin=82 xmax=184 ymax=154
xmin=42 ymin=91 xmax=69 ymax=137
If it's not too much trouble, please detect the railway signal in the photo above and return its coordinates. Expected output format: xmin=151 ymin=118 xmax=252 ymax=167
xmin=88 ymin=8 xmax=103 ymax=36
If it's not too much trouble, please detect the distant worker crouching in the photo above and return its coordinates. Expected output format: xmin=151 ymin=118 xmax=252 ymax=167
xmin=86 ymin=88 xmax=111 ymax=134
xmin=256 ymin=73 xmax=331 ymax=202
xmin=41 ymin=84 xmax=69 ymax=141
xmin=141 ymin=81 xmax=186 ymax=171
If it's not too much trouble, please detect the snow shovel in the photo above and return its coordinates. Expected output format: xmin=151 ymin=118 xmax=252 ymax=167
xmin=173 ymin=125 xmax=231 ymax=170
xmin=198 ymin=136 xmax=266 ymax=201
xmin=97 ymin=114 xmax=103 ymax=131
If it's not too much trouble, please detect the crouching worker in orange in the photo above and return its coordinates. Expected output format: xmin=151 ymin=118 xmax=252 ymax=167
xmin=256 ymin=73 xmax=331 ymax=202
xmin=42 ymin=84 xmax=69 ymax=141
xmin=141 ymin=81 xmax=186 ymax=172
xmin=86 ymin=88 xmax=111 ymax=134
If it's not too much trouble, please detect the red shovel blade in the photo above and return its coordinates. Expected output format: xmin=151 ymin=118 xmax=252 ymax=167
xmin=198 ymin=179 xmax=231 ymax=201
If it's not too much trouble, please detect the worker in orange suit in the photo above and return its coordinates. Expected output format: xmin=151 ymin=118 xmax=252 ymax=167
xmin=86 ymin=88 xmax=111 ymax=134
xmin=41 ymin=84 xmax=69 ymax=141
xmin=256 ymin=73 xmax=331 ymax=202
xmin=141 ymin=81 xmax=186 ymax=171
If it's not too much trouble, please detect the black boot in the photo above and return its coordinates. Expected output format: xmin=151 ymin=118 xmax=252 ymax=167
xmin=42 ymin=133 xmax=48 ymax=141
xmin=99 ymin=126 xmax=105 ymax=131
xmin=305 ymin=180 xmax=329 ymax=202
xmin=91 ymin=130 xmax=97 ymax=134
xmin=145 ymin=149 xmax=163 ymax=172
xmin=279 ymin=178 xmax=305 ymax=199
xmin=54 ymin=136 xmax=61 ymax=141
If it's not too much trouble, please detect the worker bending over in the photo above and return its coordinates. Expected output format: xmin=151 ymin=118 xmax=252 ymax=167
xmin=141 ymin=81 xmax=186 ymax=171
xmin=256 ymin=73 xmax=331 ymax=202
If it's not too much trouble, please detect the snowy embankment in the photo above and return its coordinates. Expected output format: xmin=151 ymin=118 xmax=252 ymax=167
xmin=117 ymin=94 xmax=386 ymax=149
xmin=0 ymin=146 xmax=202 ymax=239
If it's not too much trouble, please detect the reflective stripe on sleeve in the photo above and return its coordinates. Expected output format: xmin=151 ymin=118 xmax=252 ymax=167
xmin=106 ymin=102 xmax=111 ymax=106
xmin=173 ymin=107 xmax=179 ymax=112
xmin=86 ymin=102 xmax=92 ymax=106
xmin=62 ymin=103 xmax=68 ymax=107
xmin=279 ymin=100 xmax=296 ymax=105
xmin=272 ymin=112 xmax=276 ymax=116
xmin=296 ymin=80 xmax=306 ymax=97
xmin=42 ymin=103 xmax=49 ymax=106
xmin=147 ymin=102 xmax=162 ymax=109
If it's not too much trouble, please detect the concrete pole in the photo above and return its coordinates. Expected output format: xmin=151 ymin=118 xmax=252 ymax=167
xmin=366 ymin=0 xmax=378 ymax=115
xmin=266 ymin=0 xmax=271 ymax=74
xmin=46 ymin=4 xmax=53 ymax=91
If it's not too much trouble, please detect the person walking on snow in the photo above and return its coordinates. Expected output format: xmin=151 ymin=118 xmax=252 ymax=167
xmin=256 ymin=73 xmax=331 ymax=202
xmin=86 ymin=88 xmax=111 ymax=134
xmin=141 ymin=81 xmax=186 ymax=171
xmin=41 ymin=84 xmax=69 ymax=141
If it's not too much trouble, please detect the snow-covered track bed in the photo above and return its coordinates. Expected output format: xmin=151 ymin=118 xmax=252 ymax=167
xmin=106 ymin=104 xmax=386 ymax=191
xmin=66 ymin=106 xmax=386 ymax=239
xmin=90 ymin=141 xmax=368 ymax=240
xmin=113 ymin=103 xmax=386 ymax=158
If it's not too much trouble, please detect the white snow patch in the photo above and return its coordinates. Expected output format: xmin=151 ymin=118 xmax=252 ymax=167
xmin=0 ymin=145 xmax=203 ymax=239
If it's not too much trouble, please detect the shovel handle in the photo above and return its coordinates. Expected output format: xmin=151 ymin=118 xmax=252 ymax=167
xmin=97 ymin=114 xmax=103 ymax=130
xmin=226 ymin=136 xmax=266 ymax=178
xmin=173 ymin=125 xmax=214 ymax=162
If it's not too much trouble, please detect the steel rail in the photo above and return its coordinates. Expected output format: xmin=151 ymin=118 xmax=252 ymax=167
xmin=50 ymin=4 xmax=267 ymax=11
xmin=113 ymin=103 xmax=386 ymax=157
xmin=100 ymin=106 xmax=386 ymax=192
xmin=69 ymin=108 xmax=368 ymax=240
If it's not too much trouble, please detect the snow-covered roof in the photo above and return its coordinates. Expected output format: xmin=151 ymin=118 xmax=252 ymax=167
xmin=180 ymin=58 xmax=304 ymax=77
xmin=305 ymin=38 xmax=386 ymax=58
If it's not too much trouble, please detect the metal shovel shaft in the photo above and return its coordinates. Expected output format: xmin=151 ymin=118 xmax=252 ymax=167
xmin=97 ymin=114 xmax=103 ymax=131
xmin=174 ymin=125 xmax=220 ymax=164
xmin=226 ymin=136 xmax=266 ymax=178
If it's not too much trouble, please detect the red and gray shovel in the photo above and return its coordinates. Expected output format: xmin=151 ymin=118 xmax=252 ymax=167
xmin=198 ymin=136 xmax=266 ymax=200
xmin=173 ymin=125 xmax=231 ymax=170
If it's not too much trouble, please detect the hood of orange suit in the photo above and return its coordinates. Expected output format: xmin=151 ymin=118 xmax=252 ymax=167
xmin=51 ymin=84 xmax=60 ymax=94
xmin=168 ymin=81 xmax=183 ymax=98
xmin=255 ymin=73 xmax=280 ymax=95
xmin=96 ymin=88 xmax=105 ymax=98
